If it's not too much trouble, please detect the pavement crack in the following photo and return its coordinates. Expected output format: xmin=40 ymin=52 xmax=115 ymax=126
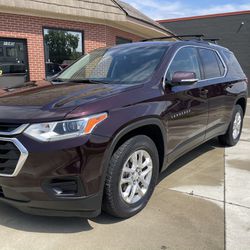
xmin=168 ymin=188 xmax=224 ymax=204
xmin=239 ymin=139 xmax=250 ymax=142
xmin=226 ymin=202 xmax=250 ymax=210
xmin=167 ymin=188 xmax=250 ymax=210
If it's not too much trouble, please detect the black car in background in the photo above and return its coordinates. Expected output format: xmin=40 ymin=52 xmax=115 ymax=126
xmin=0 ymin=63 xmax=27 ymax=88
xmin=45 ymin=62 xmax=62 ymax=80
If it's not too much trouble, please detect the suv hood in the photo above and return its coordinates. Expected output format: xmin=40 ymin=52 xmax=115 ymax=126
xmin=0 ymin=81 xmax=137 ymax=123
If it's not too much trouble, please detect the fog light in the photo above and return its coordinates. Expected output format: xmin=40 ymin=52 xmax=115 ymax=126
xmin=51 ymin=180 xmax=78 ymax=196
xmin=42 ymin=177 xmax=85 ymax=198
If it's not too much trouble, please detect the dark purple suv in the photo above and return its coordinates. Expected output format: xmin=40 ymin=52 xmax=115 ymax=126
xmin=0 ymin=40 xmax=248 ymax=218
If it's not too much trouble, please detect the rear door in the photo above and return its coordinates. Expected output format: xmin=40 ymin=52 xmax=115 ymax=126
xmin=164 ymin=46 xmax=208 ymax=164
xmin=197 ymin=47 xmax=229 ymax=139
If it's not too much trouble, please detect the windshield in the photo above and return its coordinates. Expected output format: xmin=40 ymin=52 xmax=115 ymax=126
xmin=57 ymin=45 xmax=168 ymax=84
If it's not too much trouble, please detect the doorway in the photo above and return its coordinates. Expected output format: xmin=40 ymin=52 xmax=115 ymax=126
xmin=0 ymin=38 xmax=29 ymax=89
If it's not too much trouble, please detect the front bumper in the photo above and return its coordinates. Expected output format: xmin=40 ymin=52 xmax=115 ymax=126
xmin=0 ymin=192 xmax=101 ymax=217
xmin=0 ymin=133 xmax=110 ymax=217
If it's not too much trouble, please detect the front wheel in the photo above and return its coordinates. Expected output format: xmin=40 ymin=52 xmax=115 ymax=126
xmin=103 ymin=135 xmax=159 ymax=218
xmin=219 ymin=104 xmax=243 ymax=146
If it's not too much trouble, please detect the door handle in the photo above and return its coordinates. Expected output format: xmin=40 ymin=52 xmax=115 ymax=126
xmin=200 ymin=88 xmax=208 ymax=96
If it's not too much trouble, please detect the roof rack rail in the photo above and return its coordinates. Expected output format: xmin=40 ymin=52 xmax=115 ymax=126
xmin=203 ymin=38 xmax=220 ymax=44
xmin=141 ymin=34 xmax=204 ymax=42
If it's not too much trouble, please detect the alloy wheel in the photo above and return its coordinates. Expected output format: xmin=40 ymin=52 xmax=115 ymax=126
xmin=232 ymin=111 xmax=242 ymax=140
xmin=119 ymin=150 xmax=153 ymax=204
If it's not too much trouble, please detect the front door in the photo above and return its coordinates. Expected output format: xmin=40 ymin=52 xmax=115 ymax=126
xmin=164 ymin=46 xmax=208 ymax=164
xmin=0 ymin=38 xmax=29 ymax=89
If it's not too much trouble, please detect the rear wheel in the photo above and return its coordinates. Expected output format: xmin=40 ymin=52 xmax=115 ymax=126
xmin=219 ymin=104 xmax=243 ymax=146
xmin=103 ymin=135 xmax=159 ymax=218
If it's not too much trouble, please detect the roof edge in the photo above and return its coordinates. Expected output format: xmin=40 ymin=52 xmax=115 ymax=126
xmin=0 ymin=8 xmax=165 ymax=38
xmin=112 ymin=0 xmax=176 ymax=36
xmin=158 ymin=10 xmax=250 ymax=23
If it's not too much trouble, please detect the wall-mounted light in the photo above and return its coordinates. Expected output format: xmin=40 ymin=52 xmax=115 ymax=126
xmin=237 ymin=21 xmax=245 ymax=33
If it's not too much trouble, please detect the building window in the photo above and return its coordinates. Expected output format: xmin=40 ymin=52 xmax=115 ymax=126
xmin=116 ymin=36 xmax=132 ymax=45
xmin=43 ymin=28 xmax=83 ymax=78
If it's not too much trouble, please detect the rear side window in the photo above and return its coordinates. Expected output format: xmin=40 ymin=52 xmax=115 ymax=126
xmin=199 ymin=48 xmax=225 ymax=79
xmin=216 ymin=54 xmax=226 ymax=76
xmin=166 ymin=47 xmax=201 ymax=81
xmin=223 ymin=51 xmax=244 ymax=76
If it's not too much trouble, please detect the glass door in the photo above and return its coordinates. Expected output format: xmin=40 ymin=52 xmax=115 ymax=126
xmin=0 ymin=38 xmax=29 ymax=89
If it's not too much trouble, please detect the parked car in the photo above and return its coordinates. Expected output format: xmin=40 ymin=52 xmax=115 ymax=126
xmin=45 ymin=62 xmax=62 ymax=80
xmin=0 ymin=63 xmax=27 ymax=88
xmin=0 ymin=40 xmax=248 ymax=218
xmin=61 ymin=60 xmax=76 ymax=69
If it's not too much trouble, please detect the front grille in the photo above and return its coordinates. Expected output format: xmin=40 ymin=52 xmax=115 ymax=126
xmin=0 ymin=124 xmax=20 ymax=133
xmin=0 ymin=141 xmax=21 ymax=175
xmin=0 ymin=124 xmax=29 ymax=136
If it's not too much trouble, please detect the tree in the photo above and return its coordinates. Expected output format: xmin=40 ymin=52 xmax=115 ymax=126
xmin=44 ymin=30 xmax=81 ymax=64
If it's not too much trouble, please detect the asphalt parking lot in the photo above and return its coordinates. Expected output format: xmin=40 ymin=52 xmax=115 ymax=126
xmin=0 ymin=100 xmax=249 ymax=250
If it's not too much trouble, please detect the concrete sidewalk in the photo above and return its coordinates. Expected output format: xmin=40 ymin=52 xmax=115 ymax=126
xmin=0 ymin=101 xmax=249 ymax=250
xmin=225 ymin=101 xmax=250 ymax=249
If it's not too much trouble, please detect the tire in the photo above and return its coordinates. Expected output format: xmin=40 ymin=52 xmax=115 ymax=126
xmin=103 ymin=135 xmax=159 ymax=218
xmin=218 ymin=104 xmax=243 ymax=146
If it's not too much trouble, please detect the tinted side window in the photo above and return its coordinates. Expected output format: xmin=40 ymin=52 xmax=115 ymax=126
xmin=166 ymin=47 xmax=201 ymax=81
xmin=216 ymin=54 xmax=226 ymax=76
xmin=199 ymin=48 xmax=223 ymax=79
xmin=223 ymin=51 xmax=244 ymax=76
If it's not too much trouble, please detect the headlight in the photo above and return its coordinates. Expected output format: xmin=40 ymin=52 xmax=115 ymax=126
xmin=24 ymin=113 xmax=108 ymax=142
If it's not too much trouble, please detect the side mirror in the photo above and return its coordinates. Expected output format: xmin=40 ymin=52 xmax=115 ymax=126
xmin=171 ymin=71 xmax=198 ymax=85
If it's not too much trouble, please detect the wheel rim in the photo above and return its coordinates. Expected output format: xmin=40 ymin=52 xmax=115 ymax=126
xmin=232 ymin=111 xmax=242 ymax=140
xmin=119 ymin=150 xmax=153 ymax=204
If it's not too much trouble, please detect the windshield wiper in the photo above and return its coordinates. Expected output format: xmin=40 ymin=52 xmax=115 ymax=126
xmin=65 ymin=78 xmax=111 ymax=84
xmin=51 ymin=78 xmax=65 ymax=83
xmin=52 ymin=77 xmax=112 ymax=84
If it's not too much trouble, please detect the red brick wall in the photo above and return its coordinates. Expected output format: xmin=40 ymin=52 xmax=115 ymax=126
xmin=0 ymin=12 xmax=142 ymax=81
xmin=106 ymin=26 xmax=141 ymax=47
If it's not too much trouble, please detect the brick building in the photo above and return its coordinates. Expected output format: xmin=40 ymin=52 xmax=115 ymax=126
xmin=0 ymin=0 xmax=173 ymax=87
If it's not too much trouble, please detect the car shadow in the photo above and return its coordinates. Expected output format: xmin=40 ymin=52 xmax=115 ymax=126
xmin=158 ymin=138 xmax=222 ymax=183
xmin=0 ymin=139 xmax=222 ymax=233
xmin=0 ymin=202 xmax=93 ymax=233
xmin=0 ymin=201 xmax=125 ymax=233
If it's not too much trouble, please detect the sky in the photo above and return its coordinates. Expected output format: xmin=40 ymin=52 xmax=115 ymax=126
xmin=123 ymin=0 xmax=250 ymax=20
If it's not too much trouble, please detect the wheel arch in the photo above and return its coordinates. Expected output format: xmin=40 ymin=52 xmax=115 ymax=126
xmin=235 ymin=97 xmax=247 ymax=116
xmin=110 ymin=118 xmax=167 ymax=171
xmin=99 ymin=118 xmax=167 ymax=203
